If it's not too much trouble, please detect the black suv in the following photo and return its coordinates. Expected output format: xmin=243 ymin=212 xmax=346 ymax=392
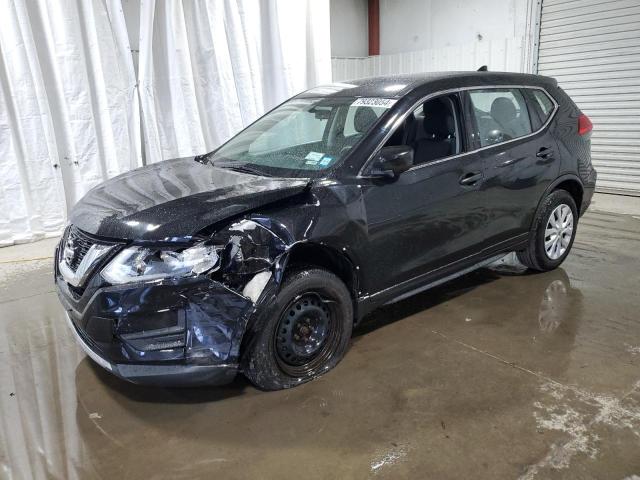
xmin=55 ymin=72 xmax=596 ymax=390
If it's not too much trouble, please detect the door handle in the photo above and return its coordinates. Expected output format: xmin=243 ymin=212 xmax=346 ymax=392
xmin=459 ymin=172 xmax=482 ymax=186
xmin=497 ymin=156 xmax=527 ymax=168
xmin=536 ymin=147 xmax=554 ymax=160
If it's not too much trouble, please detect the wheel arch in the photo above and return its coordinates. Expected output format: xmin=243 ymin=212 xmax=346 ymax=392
xmin=539 ymin=174 xmax=584 ymax=219
xmin=553 ymin=178 xmax=584 ymax=215
xmin=239 ymin=241 xmax=359 ymax=369
xmin=283 ymin=241 xmax=360 ymax=301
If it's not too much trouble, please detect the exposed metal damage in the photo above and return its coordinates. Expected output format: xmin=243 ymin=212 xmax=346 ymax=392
xmin=210 ymin=217 xmax=294 ymax=297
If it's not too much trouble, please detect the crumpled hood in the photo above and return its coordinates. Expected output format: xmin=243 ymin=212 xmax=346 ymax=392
xmin=69 ymin=157 xmax=310 ymax=241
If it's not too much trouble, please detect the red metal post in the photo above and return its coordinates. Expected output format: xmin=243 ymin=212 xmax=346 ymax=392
xmin=368 ymin=0 xmax=380 ymax=56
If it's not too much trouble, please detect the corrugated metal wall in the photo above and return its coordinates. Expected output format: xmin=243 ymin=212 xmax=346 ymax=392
xmin=537 ymin=0 xmax=640 ymax=195
xmin=332 ymin=38 xmax=525 ymax=81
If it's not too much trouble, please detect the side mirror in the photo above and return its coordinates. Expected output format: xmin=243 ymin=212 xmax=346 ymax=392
xmin=369 ymin=145 xmax=414 ymax=178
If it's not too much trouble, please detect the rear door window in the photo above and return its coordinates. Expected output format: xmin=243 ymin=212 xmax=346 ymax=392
xmin=467 ymin=89 xmax=533 ymax=147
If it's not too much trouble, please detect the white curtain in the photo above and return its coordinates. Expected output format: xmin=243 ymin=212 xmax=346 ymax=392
xmin=138 ymin=0 xmax=332 ymax=163
xmin=0 ymin=0 xmax=331 ymax=246
xmin=0 ymin=0 xmax=141 ymax=246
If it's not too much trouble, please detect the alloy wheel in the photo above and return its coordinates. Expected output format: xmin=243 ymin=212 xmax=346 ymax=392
xmin=544 ymin=204 xmax=574 ymax=260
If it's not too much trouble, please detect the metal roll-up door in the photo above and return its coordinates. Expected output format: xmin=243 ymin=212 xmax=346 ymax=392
xmin=536 ymin=0 xmax=640 ymax=195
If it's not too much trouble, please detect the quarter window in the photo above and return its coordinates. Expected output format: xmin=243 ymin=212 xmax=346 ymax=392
xmin=531 ymin=89 xmax=554 ymax=119
xmin=467 ymin=89 xmax=533 ymax=147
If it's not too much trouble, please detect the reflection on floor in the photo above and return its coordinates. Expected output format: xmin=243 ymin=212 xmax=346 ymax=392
xmin=0 ymin=210 xmax=639 ymax=479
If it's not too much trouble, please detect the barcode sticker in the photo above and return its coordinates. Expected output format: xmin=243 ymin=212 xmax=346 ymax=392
xmin=352 ymin=98 xmax=397 ymax=108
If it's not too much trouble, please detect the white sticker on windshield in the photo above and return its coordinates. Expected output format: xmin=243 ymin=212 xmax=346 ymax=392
xmin=352 ymin=97 xmax=397 ymax=108
xmin=305 ymin=151 xmax=324 ymax=163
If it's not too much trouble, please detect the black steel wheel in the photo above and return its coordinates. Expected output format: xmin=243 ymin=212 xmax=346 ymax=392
xmin=242 ymin=268 xmax=353 ymax=390
xmin=274 ymin=292 xmax=341 ymax=376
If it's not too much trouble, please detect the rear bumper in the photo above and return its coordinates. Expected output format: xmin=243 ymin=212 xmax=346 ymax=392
xmin=581 ymin=169 xmax=597 ymax=216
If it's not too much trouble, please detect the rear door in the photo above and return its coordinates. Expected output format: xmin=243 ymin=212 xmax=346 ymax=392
xmin=461 ymin=87 xmax=560 ymax=245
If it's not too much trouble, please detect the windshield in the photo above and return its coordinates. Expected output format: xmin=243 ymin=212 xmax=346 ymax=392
xmin=208 ymin=97 xmax=394 ymax=177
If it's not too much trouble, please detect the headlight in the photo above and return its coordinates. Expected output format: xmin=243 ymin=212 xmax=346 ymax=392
xmin=101 ymin=243 xmax=220 ymax=285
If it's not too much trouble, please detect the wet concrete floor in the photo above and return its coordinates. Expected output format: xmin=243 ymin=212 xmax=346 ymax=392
xmin=0 ymin=209 xmax=639 ymax=479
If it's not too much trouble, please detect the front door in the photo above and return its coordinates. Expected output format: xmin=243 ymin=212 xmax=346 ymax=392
xmin=359 ymin=93 xmax=489 ymax=297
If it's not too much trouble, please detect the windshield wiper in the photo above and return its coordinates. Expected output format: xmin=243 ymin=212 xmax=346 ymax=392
xmin=213 ymin=162 xmax=271 ymax=177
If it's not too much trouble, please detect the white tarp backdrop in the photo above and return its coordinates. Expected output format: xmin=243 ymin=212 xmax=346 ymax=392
xmin=139 ymin=0 xmax=332 ymax=163
xmin=0 ymin=0 xmax=139 ymax=246
xmin=0 ymin=0 xmax=331 ymax=246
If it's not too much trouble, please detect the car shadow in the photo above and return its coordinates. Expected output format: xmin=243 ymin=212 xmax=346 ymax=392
xmin=80 ymin=359 xmax=253 ymax=404
xmin=354 ymin=266 xmax=505 ymax=338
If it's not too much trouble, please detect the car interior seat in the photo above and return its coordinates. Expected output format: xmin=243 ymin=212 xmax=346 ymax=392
xmin=337 ymin=106 xmax=379 ymax=153
xmin=412 ymin=98 xmax=456 ymax=164
xmin=386 ymin=110 xmax=417 ymax=146
xmin=490 ymin=97 xmax=528 ymax=139
xmin=353 ymin=106 xmax=378 ymax=135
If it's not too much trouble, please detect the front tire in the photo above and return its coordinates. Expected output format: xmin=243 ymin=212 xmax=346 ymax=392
xmin=517 ymin=189 xmax=578 ymax=271
xmin=242 ymin=268 xmax=353 ymax=390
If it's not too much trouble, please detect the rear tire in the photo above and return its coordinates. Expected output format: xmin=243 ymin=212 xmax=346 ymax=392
xmin=517 ymin=190 xmax=577 ymax=271
xmin=242 ymin=268 xmax=353 ymax=391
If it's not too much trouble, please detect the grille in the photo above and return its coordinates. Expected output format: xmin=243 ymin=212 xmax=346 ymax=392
xmin=64 ymin=226 xmax=96 ymax=272
xmin=59 ymin=226 xmax=120 ymax=290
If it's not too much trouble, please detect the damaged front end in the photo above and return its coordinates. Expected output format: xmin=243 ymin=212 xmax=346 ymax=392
xmin=55 ymin=217 xmax=294 ymax=386
xmin=209 ymin=216 xmax=294 ymax=302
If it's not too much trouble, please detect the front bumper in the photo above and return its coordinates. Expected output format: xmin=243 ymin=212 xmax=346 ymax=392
xmin=55 ymin=249 xmax=255 ymax=386
xmin=64 ymin=312 xmax=238 ymax=386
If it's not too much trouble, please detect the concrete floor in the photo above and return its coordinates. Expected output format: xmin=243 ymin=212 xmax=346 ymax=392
xmin=1 ymin=209 xmax=639 ymax=480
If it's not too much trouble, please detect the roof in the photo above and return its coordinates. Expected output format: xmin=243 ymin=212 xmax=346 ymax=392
xmin=299 ymin=71 xmax=557 ymax=99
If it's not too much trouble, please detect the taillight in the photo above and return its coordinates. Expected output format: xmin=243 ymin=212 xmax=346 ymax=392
xmin=578 ymin=113 xmax=593 ymax=135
